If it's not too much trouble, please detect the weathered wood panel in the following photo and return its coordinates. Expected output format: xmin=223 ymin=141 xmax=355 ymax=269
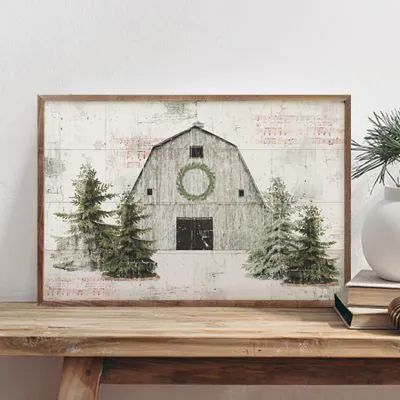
xmin=132 ymin=126 xmax=264 ymax=250
xmin=141 ymin=204 xmax=263 ymax=250
xmin=101 ymin=357 xmax=400 ymax=385
xmin=1 ymin=304 xmax=400 ymax=358
xmin=40 ymin=96 xmax=349 ymax=303
xmin=58 ymin=357 xmax=102 ymax=400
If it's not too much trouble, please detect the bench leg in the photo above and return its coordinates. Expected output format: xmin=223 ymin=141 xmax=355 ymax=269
xmin=58 ymin=357 xmax=103 ymax=400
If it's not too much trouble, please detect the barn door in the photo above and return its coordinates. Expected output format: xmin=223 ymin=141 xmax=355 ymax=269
xmin=193 ymin=218 xmax=213 ymax=250
xmin=176 ymin=218 xmax=213 ymax=250
xmin=176 ymin=218 xmax=192 ymax=250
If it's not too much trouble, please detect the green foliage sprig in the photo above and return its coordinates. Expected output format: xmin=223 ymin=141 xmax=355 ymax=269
xmin=352 ymin=110 xmax=400 ymax=190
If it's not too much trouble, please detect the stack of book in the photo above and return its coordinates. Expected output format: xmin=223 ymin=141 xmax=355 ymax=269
xmin=335 ymin=270 xmax=400 ymax=329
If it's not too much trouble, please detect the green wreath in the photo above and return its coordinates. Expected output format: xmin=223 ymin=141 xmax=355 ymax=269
xmin=176 ymin=162 xmax=216 ymax=201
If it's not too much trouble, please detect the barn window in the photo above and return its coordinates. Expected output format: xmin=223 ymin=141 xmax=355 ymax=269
xmin=190 ymin=146 xmax=203 ymax=158
xmin=147 ymin=188 xmax=153 ymax=196
xmin=238 ymin=189 xmax=244 ymax=197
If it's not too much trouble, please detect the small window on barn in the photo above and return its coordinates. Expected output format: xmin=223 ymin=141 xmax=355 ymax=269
xmin=190 ymin=146 xmax=203 ymax=158
xmin=147 ymin=188 xmax=153 ymax=196
xmin=238 ymin=189 xmax=244 ymax=197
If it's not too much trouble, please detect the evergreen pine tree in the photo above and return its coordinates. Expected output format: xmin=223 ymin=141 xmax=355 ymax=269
xmin=245 ymin=177 xmax=297 ymax=279
xmin=103 ymin=191 xmax=157 ymax=279
xmin=285 ymin=203 xmax=338 ymax=284
xmin=54 ymin=163 xmax=116 ymax=269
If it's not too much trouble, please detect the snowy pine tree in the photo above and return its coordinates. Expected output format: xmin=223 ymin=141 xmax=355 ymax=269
xmin=245 ymin=177 xmax=297 ymax=279
xmin=285 ymin=203 xmax=338 ymax=284
xmin=54 ymin=163 xmax=116 ymax=269
xmin=103 ymin=191 xmax=157 ymax=279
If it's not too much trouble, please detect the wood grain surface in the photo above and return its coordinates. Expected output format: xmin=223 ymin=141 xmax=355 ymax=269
xmin=58 ymin=357 xmax=102 ymax=400
xmin=0 ymin=303 xmax=400 ymax=357
xmin=38 ymin=94 xmax=350 ymax=102
xmin=344 ymin=95 xmax=351 ymax=283
xmin=101 ymin=357 xmax=400 ymax=385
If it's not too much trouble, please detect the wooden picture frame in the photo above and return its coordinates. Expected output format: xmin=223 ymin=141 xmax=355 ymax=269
xmin=38 ymin=95 xmax=351 ymax=306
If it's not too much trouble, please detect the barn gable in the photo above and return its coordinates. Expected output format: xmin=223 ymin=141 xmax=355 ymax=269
xmin=153 ymin=124 xmax=237 ymax=149
xmin=130 ymin=124 xmax=265 ymax=251
xmin=131 ymin=124 xmax=264 ymax=205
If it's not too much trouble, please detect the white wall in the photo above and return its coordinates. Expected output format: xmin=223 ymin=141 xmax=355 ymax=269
xmin=0 ymin=0 xmax=399 ymax=398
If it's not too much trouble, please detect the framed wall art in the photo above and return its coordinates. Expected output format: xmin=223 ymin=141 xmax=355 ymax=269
xmin=38 ymin=95 xmax=351 ymax=305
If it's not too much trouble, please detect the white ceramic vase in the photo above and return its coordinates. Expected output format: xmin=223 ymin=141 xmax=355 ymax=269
xmin=362 ymin=186 xmax=400 ymax=281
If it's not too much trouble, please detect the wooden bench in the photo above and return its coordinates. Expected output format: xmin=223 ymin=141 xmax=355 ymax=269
xmin=1 ymin=303 xmax=400 ymax=399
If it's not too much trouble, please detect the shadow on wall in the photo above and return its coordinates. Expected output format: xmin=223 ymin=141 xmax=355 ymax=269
xmin=0 ymin=357 xmax=62 ymax=400
xmin=0 ymin=145 xmax=37 ymax=300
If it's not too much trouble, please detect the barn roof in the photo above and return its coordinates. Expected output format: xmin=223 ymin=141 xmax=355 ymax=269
xmin=130 ymin=125 xmax=264 ymax=205
xmin=152 ymin=124 xmax=237 ymax=149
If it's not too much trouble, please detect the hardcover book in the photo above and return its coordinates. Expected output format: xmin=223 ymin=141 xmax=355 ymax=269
xmin=346 ymin=270 xmax=400 ymax=307
xmin=334 ymin=289 xmax=391 ymax=330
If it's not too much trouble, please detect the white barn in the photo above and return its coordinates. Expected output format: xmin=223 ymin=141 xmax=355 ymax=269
xmin=131 ymin=123 xmax=264 ymax=251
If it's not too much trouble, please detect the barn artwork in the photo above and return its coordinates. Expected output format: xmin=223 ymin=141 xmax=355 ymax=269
xmin=40 ymin=96 xmax=349 ymax=303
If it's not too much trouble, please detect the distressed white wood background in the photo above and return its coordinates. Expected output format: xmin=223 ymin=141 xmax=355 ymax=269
xmin=44 ymin=99 xmax=345 ymax=301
